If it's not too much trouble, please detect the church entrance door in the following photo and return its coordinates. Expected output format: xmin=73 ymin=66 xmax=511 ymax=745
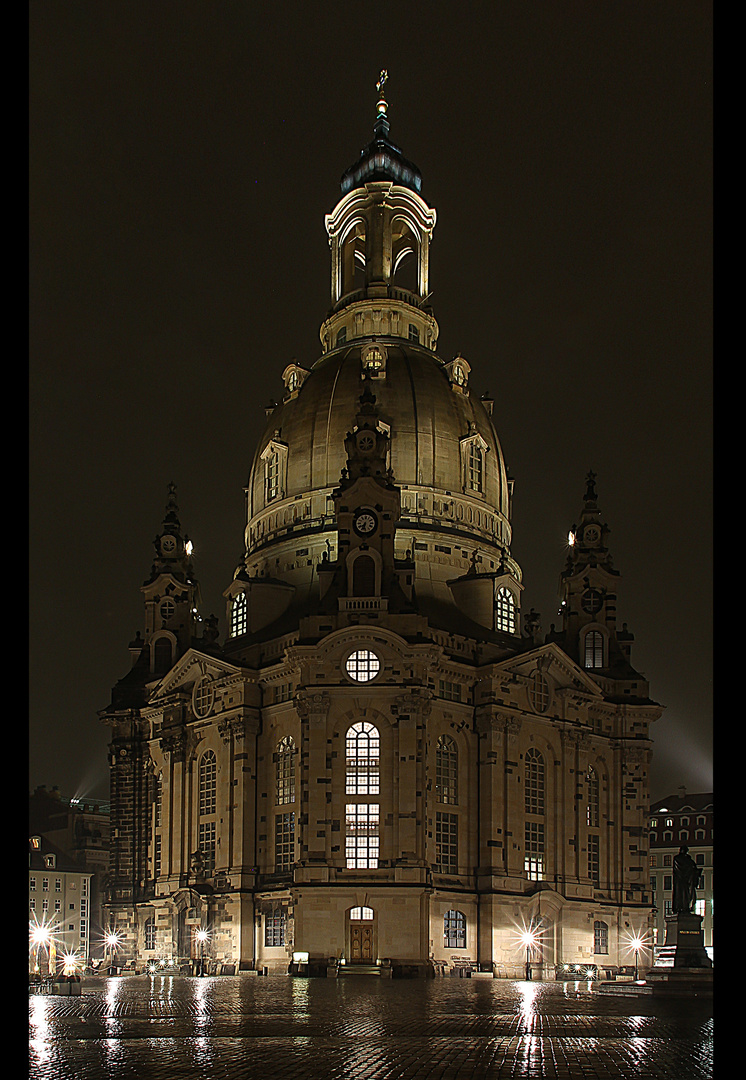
xmin=349 ymin=923 xmax=374 ymax=963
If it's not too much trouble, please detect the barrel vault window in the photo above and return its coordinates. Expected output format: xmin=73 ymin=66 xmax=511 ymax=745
xmin=345 ymin=722 xmax=380 ymax=868
xmin=495 ymin=585 xmax=516 ymax=633
xmin=198 ymin=750 xmax=217 ymax=873
xmin=435 ymin=735 xmax=458 ymax=805
xmin=443 ymin=909 xmax=466 ymax=949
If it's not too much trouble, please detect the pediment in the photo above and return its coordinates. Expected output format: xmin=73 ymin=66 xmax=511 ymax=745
xmin=492 ymin=642 xmax=604 ymax=697
xmin=149 ymin=649 xmax=245 ymax=701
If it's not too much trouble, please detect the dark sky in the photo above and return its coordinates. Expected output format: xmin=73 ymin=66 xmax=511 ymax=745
xmin=30 ymin=2 xmax=712 ymax=804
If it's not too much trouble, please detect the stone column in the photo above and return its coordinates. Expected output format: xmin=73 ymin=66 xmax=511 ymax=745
xmin=391 ymin=689 xmax=431 ymax=867
xmin=295 ymin=691 xmax=331 ymax=872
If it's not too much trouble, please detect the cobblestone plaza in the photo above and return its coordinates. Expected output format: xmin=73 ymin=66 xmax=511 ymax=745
xmin=29 ymin=975 xmax=713 ymax=1079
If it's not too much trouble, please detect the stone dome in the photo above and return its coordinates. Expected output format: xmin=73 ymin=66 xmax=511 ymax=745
xmin=236 ymin=101 xmax=522 ymax=626
xmin=244 ymin=339 xmax=517 ymax=605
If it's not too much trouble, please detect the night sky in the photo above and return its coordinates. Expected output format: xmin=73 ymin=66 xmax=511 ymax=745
xmin=30 ymin=2 xmax=712 ymax=804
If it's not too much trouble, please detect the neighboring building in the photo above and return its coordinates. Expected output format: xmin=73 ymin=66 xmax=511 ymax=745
xmin=29 ymin=834 xmax=92 ymax=973
xmin=648 ymin=791 xmax=713 ymax=960
xmin=29 ymin=786 xmax=111 ymax=959
xmin=101 ymin=91 xmax=663 ymax=978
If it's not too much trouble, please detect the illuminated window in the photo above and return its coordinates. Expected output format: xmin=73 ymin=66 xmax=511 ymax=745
xmin=345 ymin=803 xmax=379 ymax=868
xmin=231 ymin=592 xmax=247 ymax=637
xmin=276 ymin=736 xmax=296 ymax=805
xmin=350 ymin=906 xmax=374 ymax=920
xmin=584 ymin=631 xmax=604 ymax=669
xmin=345 ymin=649 xmax=380 ymax=682
xmin=436 ymin=735 xmax=458 ymax=805
xmin=525 ymin=747 xmax=545 ymax=815
xmin=435 ymin=812 xmax=458 ymax=873
xmin=346 ymin=723 xmax=380 ymax=796
xmin=524 ymin=821 xmax=545 ymax=880
xmin=444 ymin=909 xmax=466 ymax=949
xmin=265 ymin=451 xmax=280 ymax=502
xmin=265 ymin=909 xmax=286 ymax=947
xmin=495 ymin=586 xmax=516 ymax=634
xmin=275 ymin=813 xmax=295 ymax=871
xmin=586 ymin=767 xmax=599 ymax=828
xmin=467 ymin=442 xmax=483 ymax=492
xmin=362 ymin=345 xmax=386 ymax=377
xmin=594 ymin=921 xmax=608 ymax=954
xmin=198 ymin=750 xmax=217 ymax=873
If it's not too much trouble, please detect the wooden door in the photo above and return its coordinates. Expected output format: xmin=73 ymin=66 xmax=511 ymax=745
xmin=350 ymin=924 xmax=373 ymax=962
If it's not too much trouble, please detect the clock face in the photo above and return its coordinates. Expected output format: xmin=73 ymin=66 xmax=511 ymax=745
xmin=160 ymin=535 xmax=177 ymax=554
xmin=353 ymin=510 xmax=378 ymax=536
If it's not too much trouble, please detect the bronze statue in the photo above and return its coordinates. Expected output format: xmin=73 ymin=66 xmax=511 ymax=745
xmin=672 ymin=845 xmax=701 ymax=914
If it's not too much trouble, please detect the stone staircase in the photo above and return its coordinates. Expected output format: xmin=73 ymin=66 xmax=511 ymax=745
xmin=339 ymin=963 xmax=381 ymax=977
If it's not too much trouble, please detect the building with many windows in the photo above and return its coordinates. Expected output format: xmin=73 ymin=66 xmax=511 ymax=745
xmin=29 ymin=834 xmax=93 ymax=974
xmin=648 ymin=791 xmax=713 ymax=961
xmin=101 ymin=91 xmax=662 ymax=978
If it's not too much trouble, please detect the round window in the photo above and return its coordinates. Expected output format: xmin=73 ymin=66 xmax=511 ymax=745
xmin=345 ymin=650 xmax=381 ymax=682
xmin=159 ymin=599 xmax=176 ymax=622
xmin=192 ymin=676 xmax=214 ymax=719
xmin=529 ymin=671 xmax=551 ymax=714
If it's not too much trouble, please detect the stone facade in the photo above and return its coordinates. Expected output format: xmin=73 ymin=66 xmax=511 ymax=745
xmin=101 ymin=97 xmax=662 ymax=978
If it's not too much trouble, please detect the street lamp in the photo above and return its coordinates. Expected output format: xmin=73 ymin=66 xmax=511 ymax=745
xmin=195 ymin=928 xmax=209 ymax=977
xmin=628 ymin=931 xmax=646 ymax=981
xmin=520 ymin=927 xmax=538 ymax=981
xmin=30 ymin=922 xmax=53 ymax=977
xmin=105 ymin=932 xmax=120 ymax=975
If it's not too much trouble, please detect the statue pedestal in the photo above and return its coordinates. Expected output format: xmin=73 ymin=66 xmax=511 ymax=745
xmin=645 ymin=913 xmax=712 ymax=994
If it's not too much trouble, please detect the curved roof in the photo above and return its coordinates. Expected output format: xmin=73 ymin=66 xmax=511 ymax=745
xmin=248 ymin=341 xmax=510 ymax=525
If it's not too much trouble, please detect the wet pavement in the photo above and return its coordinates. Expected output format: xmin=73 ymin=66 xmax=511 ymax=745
xmin=29 ymin=973 xmax=713 ymax=1079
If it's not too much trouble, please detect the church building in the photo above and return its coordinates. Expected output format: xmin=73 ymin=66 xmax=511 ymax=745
xmin=101 ymin=85 xmax=662 ymax=978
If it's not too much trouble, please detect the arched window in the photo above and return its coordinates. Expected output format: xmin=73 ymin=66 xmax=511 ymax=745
xmin=435 ymin=735 xmax=458 ymax=805
xmin=352 ymin=554 xmax=376 ymax=596
xmin=144 ymin=916 xmax=156 ymax=951
xmin=276 ymin=736 xmax=296 ymax=805
xmin=525 ymin=747 xmax=545 ymax=816
xmin=495 ymin=586 xmax=516 ymax=634
xmin=584 ymin=630 xmax=604 ymax=669
xmin=345 ymin=723 xmax=380 ymax=795
xmin=586 ymin=767 xmax=599 ymax=828
xmin=349 ymin=906 xmax=374 ymax=921
xmin=198 ymin=750 xmax=217 ymax=873
xmin=594 ymin=920 xmax=609 ymax=954
xmin=444 ymin=909 xmax=466 ymax=949
xmin=341 ymin=220 xmax=366 ymax=295
xmin=467 ymin=443 xmax=483 ymax=492
xmin=231 ymin=592 xmax=247 ymax=637
xmin=345 ymin=721 xmax=380 ymax=869
xmin=265 ymin=450 xmax=280 ymax=502
xmin=153 ymin=637 xmax=172 ymax=675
